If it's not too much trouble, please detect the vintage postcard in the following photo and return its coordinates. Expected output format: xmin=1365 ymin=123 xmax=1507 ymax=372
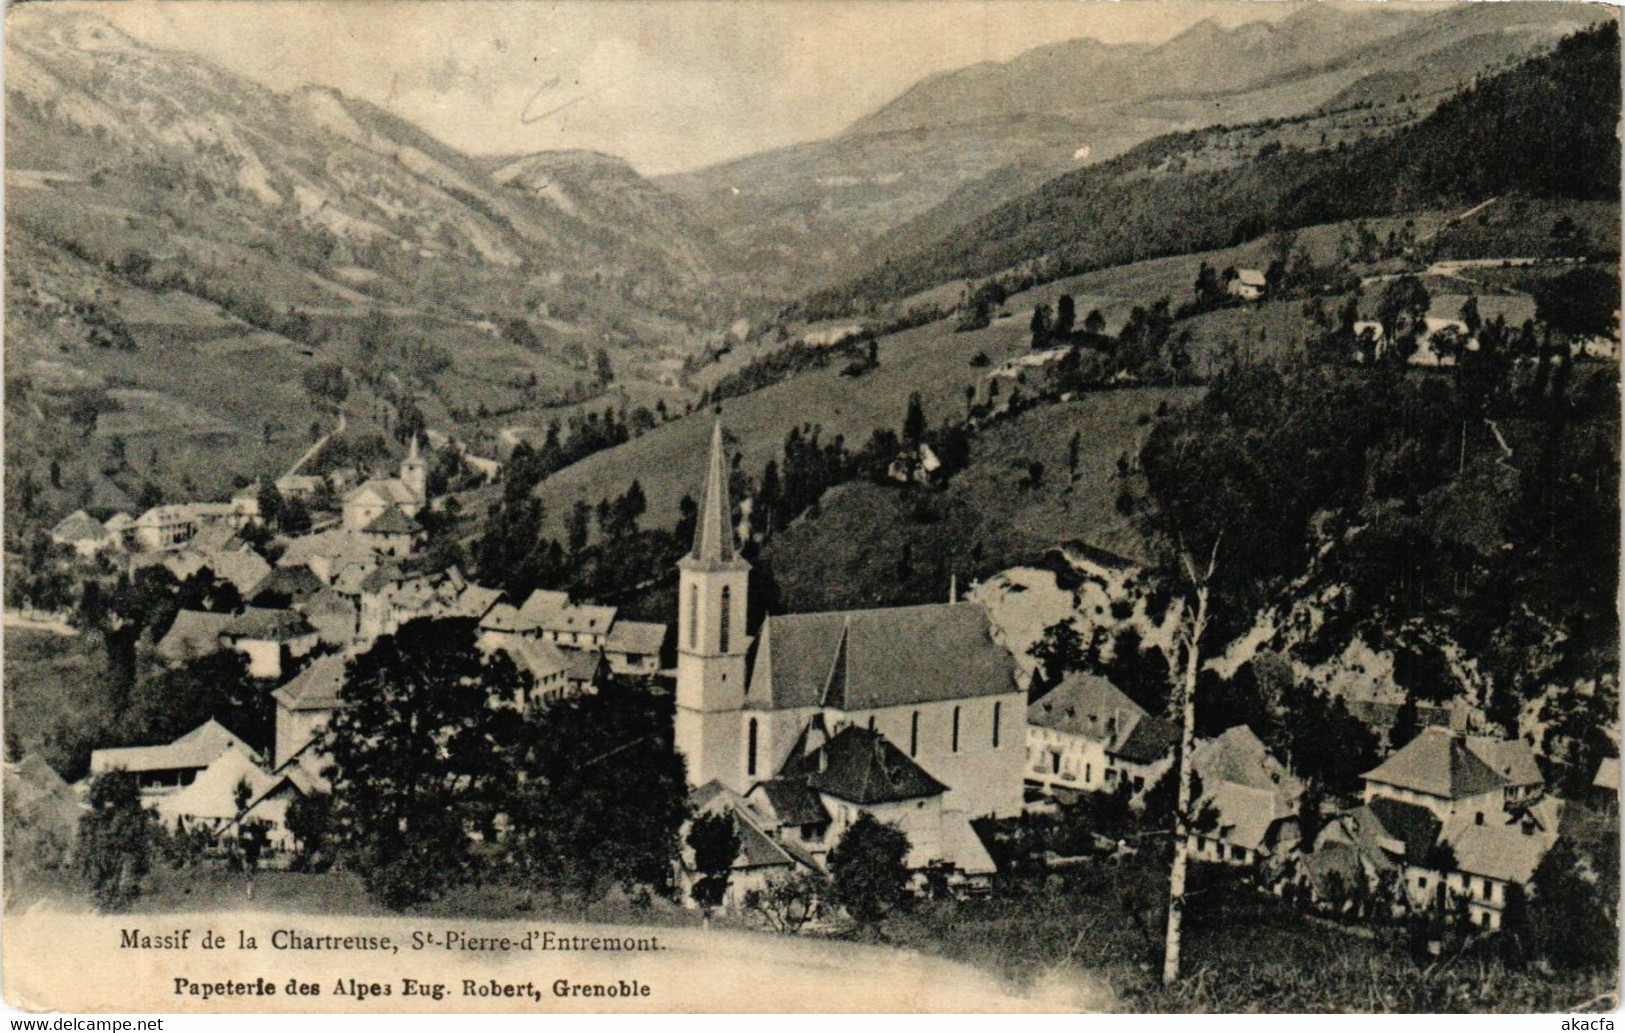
xmin=3 ymin=0 xmax=1620 ymax=1015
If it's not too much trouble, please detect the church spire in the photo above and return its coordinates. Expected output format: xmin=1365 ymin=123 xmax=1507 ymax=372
xmin=692 ymin=420 xmax=735 ymax=562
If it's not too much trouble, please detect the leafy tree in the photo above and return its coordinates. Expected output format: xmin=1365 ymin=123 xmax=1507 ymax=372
xmin=320 ymin=618 xmax=525 ymax=908
xmin=1376 ymin=275 xmax=1431 ymax=354
xmin=566 ymin=500 xmax=592 ymax=557
xmin=744 ymin=870 xmax=824 ymax=933
xmin=827 ymin=812 xmax=912 ymax=926
xmin=507 ymin=679 xmax=689 ymax=900
xmin=1029 ymin=302 xmax=1052 ymax=347
xmin=257 ymin=482 xmax=284 ymax=529
xmin=1527 ymin=836 xmax=1618 ymax=970
xmin=77 ymin=771 xmax=154 ymax=912
xmin=502 ymin=317 xmax=541 ymax=351
xmin=1055 ymin=295 xmax=1077 ymax=337
xmin=1533 ymin=266 xmax=1619 ymax=346
xmin=687 ymin=813 xmax=741 ymax=911
xmin=1389 ymin=696 xmax=1422 ymax=752
xmin=280 ymin=496 xmax=312 ymax=536
xmin=300 ymin=362 xmax=349 ymax=408
xmin=1084 ymin=309 xmax=1106 ymax=336
xmin=1458 ymin=296 xmax=1482 ymax=337
xmin=124 ymin=649 xmax=270 ymax=757
xmin=285 ymin=791 xmax=335 ymax=873
xmin=902 ymin=392 xmax=927 ymax=445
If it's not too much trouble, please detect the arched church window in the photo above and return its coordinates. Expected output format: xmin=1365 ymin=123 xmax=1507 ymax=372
xmin=747 ymin=718 xmax=758 ymax=777
xmin=720 ymin=586 xmax=732 ymax=653
xmin=688 ymin=584 xmax=698 ymax=649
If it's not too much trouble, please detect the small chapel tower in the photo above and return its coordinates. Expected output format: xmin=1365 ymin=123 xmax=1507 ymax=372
xmin=675 ymin=420 xmax=751 ymax=789
xmin=400 ymin=433 xmax=427 ymax=506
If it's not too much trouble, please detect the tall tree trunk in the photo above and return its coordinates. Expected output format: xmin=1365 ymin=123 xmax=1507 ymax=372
xmin=1162 ymin=547 xmax=1215 ymax=987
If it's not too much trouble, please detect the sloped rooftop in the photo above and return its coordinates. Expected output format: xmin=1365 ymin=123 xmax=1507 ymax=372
xmin=749 ymin=603 xmax=1016 ymax=711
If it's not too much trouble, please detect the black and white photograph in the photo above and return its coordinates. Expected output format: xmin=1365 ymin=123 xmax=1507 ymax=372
xmin=2 ymin=0 xmax=1620 ymax=1015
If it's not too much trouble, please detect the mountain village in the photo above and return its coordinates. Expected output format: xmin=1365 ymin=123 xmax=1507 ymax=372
xmin=9 ymin=409 xmax=1603 ymax=948
xmin=4 ymin=1 xmax=1620 ymax=1014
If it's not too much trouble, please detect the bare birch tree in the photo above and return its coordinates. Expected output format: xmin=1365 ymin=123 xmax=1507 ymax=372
xmin=1162 ymin=538 xmax=1219 ymax=986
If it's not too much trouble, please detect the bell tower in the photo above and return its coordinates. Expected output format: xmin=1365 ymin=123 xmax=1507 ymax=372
xmin=675 ymin=420 xmax=751 ymax=789
xmin=399 ymin=433 xmax=427 ymax=508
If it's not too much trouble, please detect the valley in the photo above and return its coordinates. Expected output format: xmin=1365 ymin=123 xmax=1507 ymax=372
xmin=4 ymin=4 xmax=1621 ymax=1014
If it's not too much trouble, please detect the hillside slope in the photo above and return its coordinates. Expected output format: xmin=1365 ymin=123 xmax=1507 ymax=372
xmin=806 ymin=18 xmax=1622 ymax=315
xmin=2 ymin=9 xmax=741 ymax=512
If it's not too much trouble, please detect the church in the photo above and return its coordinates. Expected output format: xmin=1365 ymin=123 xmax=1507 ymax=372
xmin=674 ymin=422 xmax=1025 ymax=879
xmin=341 ymin=435 xmax=427 ymax=532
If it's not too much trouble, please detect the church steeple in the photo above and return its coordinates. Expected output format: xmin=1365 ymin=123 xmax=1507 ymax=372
xmin=685 ymin=419 xmax=744 ymax=568
xmin=691 ymin=420 xmax=736 ymax=564
xmin=675 ymin=418 xmax=751 ymax=790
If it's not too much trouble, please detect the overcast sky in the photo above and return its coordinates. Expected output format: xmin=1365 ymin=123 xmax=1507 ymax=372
xmin=90 ymin=1 xmax=1299 ymax=175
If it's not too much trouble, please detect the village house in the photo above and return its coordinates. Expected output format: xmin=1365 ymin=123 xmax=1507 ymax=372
xmin=1026 ymin=672 xmax=1176 ymax=801
xmin=480 ymin=587 xmax=667 ymax=676
xmin=127 ymin=500 xmax=256 ymax=553
xmin=1313 ymin=793 xmax=1562 ymax=929
xmin=357 ymin=506 xmax=422 ymax=557
xmin=677 ymin=782 xmax=824 ymax=910
xmin=464 ymin=454 xmax=503 ymax=484
xmin=229 ymin=483 xmax=262 ymax=523
xmin=150 ymin=747 xmax=277 ymax=840
xmin=219 ymin=607 xmax=319 ymax=679
xmin=1228 ymin=268 xmax=1267 ymax=301
xmin=128 ymin=504 xmax=202 ymax=552
xmin=355 ymin=564 xmax=437 ymax=642
xmin=276 ymin=528 xmax=381 ymax=585
xmin=1306 ymin=727 xmax=1558 ymax=928
xmin=1185 ymin=726 xmax=1304 ymax=867
xmin=1592 ymin=757 xmax=1619 ymax=811
xmin=1360 ymin=727 xmax=1543 ymax=822
xmin=603 ymin=619 xmax=667 ymax=675
xmin=155 ymin=609 xmax=234 ymax=665
xmin=270 ymin=652 xmax=349 ymax=768
xmin=420 ymin=578 xmax=505 ymax=623
xmin=513 ymin=590 xmax=618 ymax=650
xmin=353 ymin=566 xmax=501 ymax=643
xmin=227 ymin=762 xmax=327 ymax=859
xmin=481 ymin=635 xmax=578 ymax=707
xmin=673 ymin=422 xmax=1020 ymax=882
xmin=184 ymin=545 xmax=273 ymax=598
xmin=709 ymin=721 xmax=994 ymax=893
xmin=275 ymin=473 xmax=326 ymax=501
xmin=50 ymin=509 xmax=116 ymax=558
xmin=89 ymin=719 xmax=261 ymax=795
xmin=102 ymin=510 xmax=137 ymax=548
xmin=248 ymin=565 xmax=326 ymax=608
xmin=886 ymin=442 xmax=944 ymax=487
